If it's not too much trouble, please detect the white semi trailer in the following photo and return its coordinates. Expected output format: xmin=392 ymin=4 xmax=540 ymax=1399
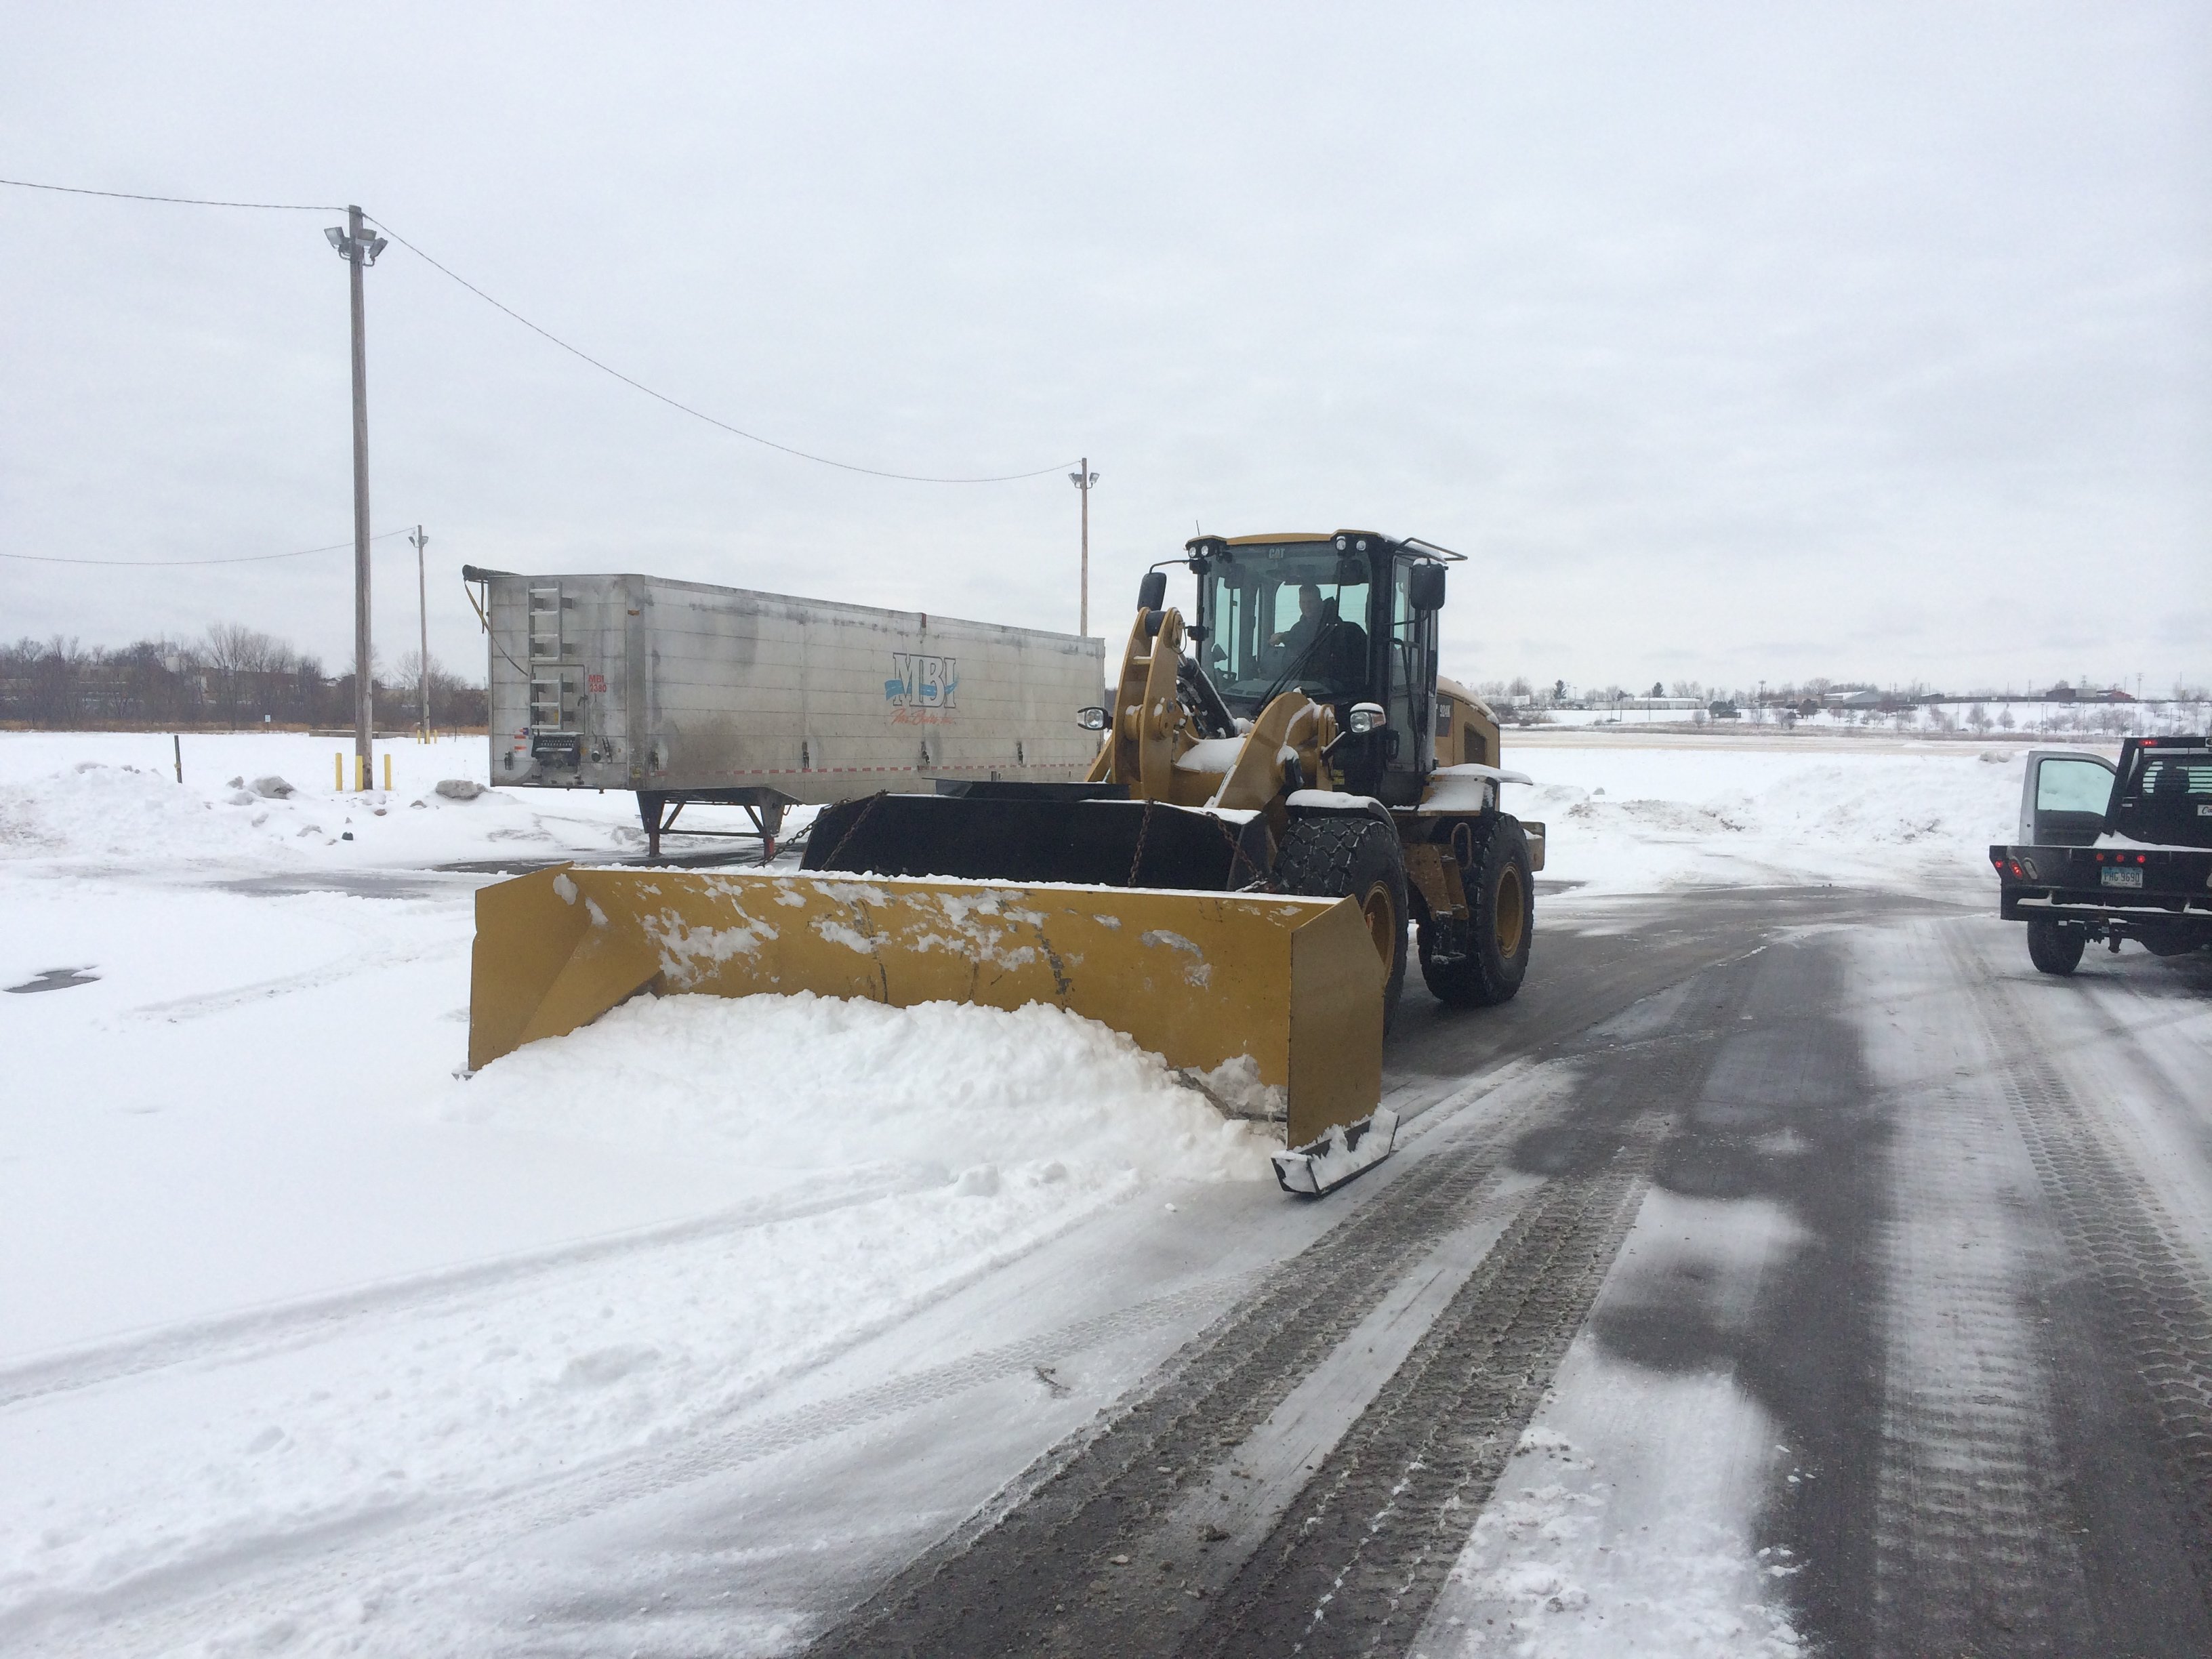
xmin=464 ymin=567 xmax=1106 ymax=857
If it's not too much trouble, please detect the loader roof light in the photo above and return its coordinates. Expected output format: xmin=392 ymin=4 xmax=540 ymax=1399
xmin=1334 ymin=535 xmax=1349 ymax=551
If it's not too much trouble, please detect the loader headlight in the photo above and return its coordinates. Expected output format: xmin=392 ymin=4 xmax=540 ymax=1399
xmin=1348 ymin=702 xmax=1385 ymax=734
xmin=1077 ymin=706 xmax=1109 ymax=731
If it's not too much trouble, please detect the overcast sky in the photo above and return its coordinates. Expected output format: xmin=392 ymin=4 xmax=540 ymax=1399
xmin=3 ymin=3 xmax=2207 ymax=695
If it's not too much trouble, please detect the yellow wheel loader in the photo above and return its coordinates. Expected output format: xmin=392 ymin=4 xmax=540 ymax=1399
xmin=467 ymin=531 xmax=1543 ymax=1196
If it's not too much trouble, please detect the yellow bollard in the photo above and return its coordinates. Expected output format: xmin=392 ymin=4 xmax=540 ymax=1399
xmin=335 ymin=752 xmax=343 ymax=790
xmin=384 ymin=753 xmax=392 ymax=791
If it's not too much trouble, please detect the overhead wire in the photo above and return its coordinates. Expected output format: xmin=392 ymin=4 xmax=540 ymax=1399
xmin=0 ymin=176 xmax=337 ymax=211
xmin=1 ymin=175 xmax=1078 ymax=485
xmin=363 ymin=214 xmax=1078 ymax=484
xmin=1 ymin=530 xmax=411 ymax=568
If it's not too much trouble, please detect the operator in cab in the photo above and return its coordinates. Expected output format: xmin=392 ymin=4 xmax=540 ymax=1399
xmin=1271 ymin=583 xmax=1328 ymax=657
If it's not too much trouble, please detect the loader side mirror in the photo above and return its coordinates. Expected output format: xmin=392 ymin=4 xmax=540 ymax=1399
xmin=1076 ymin=706 xmax=1109 ymax=731
xmin=1137 ymin=571 xmax=1168 ymax=612
xmin=1410 ymin=564 xmax=1447 ymax=612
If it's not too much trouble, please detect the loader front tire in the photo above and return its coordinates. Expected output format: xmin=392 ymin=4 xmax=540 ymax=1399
xmin=1421 ymin=818 xmax=1532 ymax=1007
xmin=1277 ymin=815 xmax=1408 ymax=1034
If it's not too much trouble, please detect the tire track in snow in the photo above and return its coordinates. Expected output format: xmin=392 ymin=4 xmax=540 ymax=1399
xmin=803 ymin=1076 xmax=1563 ymax=1659
xmin=124 ymin=937 xmax=468 ymax=1021
xmin=0 ymin=1166 xmax=943 ymax=1409
xmin=1196 ymin=1114 xmax=1666 ymax=1658
xmin=1963 ymin=927 xmax=2212 ymax=1626
xmin=1188 ymin=965 xmax=1748 ymax=1659
xmin=2 ymin=1270 xmax=1265 ymax=1658
xmin=1863 ymin=923 xmax=2093 ymax=1658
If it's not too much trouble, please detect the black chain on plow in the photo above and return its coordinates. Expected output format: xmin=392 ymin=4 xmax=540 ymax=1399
xmin=1125 ymin=793 xmax=1282 ymax=893
xmin=1126 ymin=799 xmax=1156 ymax=887
xmin=821 ymin=790 xmax=889 ymax=871
xmin=1214 ymin=809 xmax=1279 ymax=891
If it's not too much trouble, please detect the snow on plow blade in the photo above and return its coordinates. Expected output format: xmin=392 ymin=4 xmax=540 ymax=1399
xmin=468 ymin=865 xmax=1384 ymax=1158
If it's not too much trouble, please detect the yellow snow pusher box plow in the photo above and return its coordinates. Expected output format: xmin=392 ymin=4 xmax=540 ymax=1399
xmin=467 ymin=865 xmax=1384 ymax=1183
xmin=471 ymin=531 xmax=1547 ymax=1195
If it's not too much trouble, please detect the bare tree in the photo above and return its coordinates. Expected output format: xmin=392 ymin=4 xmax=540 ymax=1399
xmin=201 ymin=623 xmax=283 ymax=728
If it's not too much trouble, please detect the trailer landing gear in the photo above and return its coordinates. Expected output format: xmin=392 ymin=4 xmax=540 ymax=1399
xmin=636 ymin=792 xmax=787 ymax=863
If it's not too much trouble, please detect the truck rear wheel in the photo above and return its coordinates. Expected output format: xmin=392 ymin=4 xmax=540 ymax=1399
xmin=1421 ymin=819 xmax=1532 ymax=1007
xmin=1277 ymin=815 xmax=1408 ymax=1034
xmin=2026 ymin=916 xmax=2087 ymax=976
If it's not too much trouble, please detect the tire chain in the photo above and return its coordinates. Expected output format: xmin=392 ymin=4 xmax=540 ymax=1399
xmin=1275 ymin=815 xmax=1371 ymax=899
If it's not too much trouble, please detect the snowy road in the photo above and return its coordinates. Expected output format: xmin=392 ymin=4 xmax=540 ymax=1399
xmin=5 ymin=734 xmax=2209 ymax=1656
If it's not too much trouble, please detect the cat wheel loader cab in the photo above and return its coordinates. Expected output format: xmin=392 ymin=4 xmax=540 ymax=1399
xmin=466 ymin=528 xmax=1544 ymax=1199
xmin=1180 ymin=531 xmax=1545 ymax=1018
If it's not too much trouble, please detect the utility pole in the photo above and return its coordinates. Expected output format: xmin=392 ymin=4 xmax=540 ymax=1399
xmin=1069 ymin=458 xmax=1099 ymax=635
xmin=326 ymin=206 xmax=386 ymax=788
xmin=409 ymin=525 xmax=430 ymax=739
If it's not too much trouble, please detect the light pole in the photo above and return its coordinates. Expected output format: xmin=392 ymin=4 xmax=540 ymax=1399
xmin=325 ymin=206 xmax=387 ymax=788
xmin=409 ymin=525 xmax=430 ymax=740
xmin=1069 ymin=458 xmax=1098 ymax=635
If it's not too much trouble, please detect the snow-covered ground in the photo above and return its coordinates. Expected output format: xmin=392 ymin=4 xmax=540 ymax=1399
xmin=0 ymin=726 xmax=2063 ymax=1653
xmin=1513 ymin=728 xmax=2063 ymax=901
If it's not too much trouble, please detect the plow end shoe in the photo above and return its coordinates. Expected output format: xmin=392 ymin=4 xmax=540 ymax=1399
xmin=1271 ymin=1107 xmax=1400 ymax=1197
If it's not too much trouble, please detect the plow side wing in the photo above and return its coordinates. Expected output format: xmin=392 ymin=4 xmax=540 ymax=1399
xmin=468 ymin=867 xmax=1382 ymax=1148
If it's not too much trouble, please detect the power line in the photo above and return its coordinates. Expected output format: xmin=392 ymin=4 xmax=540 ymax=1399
xmin=0 ymin=175 xmax=336 ymax=211
xmin=1 ymin=529 xmax=410 ymax=568
xmin=1 ymin=173 xmax=1078 ymax=485
xmin=366 ymin=214 xmax=1078 ymax=485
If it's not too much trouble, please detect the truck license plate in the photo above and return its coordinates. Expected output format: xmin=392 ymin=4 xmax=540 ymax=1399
xmin=2102 ymin=865 xmax=2144 ymax=888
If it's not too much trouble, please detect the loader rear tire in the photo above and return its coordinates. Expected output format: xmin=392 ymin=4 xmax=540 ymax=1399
xmin=1277 ymin=815 xmax=1408 ymax=1034
xmin=1421 ymin=819 xmax=1532 ymax=1008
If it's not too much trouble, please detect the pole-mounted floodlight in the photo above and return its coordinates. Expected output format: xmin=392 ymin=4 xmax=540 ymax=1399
xmin=325 ymin=223 xmax=388 ymax=266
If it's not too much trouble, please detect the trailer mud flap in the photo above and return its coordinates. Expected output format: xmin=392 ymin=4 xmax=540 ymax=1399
xmin=468 ymin=866 xmax=1383 ymax=1153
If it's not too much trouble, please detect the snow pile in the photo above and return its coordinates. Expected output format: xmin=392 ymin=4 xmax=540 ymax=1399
xmin=1513 ymin=741 xmax=2035 ymax=897
xmin=0 ymin=989 xmax=1268 ymax=1633
xmin=455 ymin=991 xmax=1271 ymax=1187
xmin=0 ymin=732 xmax=689 ymax=869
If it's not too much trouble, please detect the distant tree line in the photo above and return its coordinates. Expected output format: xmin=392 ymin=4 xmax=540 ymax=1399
xmin=0 ymin=627 xmax=487 ymax=729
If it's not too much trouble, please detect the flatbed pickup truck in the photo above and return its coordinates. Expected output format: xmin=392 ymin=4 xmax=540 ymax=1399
xmin=1989 ymin=735 xmax=2212 ymax=975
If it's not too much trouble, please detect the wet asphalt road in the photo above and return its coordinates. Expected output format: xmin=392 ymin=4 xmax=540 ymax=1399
xmin=806 ymin=886 xmax=2212 ymax=1659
